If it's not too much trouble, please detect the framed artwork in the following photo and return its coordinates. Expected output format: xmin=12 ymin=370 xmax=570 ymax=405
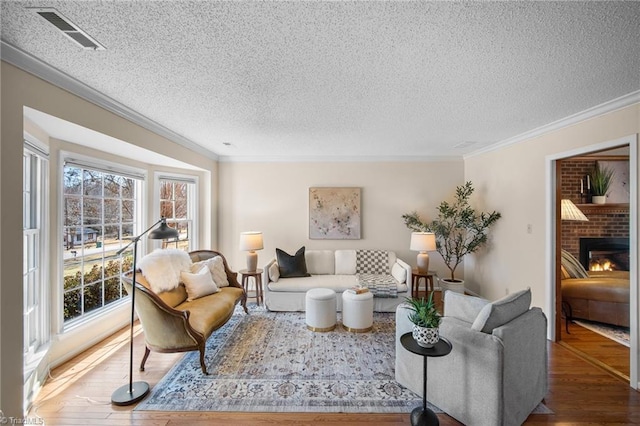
xmin=309 ymin=187 xmax=361 ymax=239
xmin=598 ymin=160 xmax=629 ymax=203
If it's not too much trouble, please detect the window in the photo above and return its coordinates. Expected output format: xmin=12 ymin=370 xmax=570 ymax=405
xmin=23 ymin=145 xmax=49 ymax=359
xmin=62 ymin=161 xmax=142 ymax=324
xmin=158 ymin=176 xmax=197 ymax=251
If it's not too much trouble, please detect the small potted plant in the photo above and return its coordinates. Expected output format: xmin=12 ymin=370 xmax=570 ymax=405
xmin=405 ymin=292 xmax=441 ymax=348
xmin=589 ymin=163 xmax=615 ymax=204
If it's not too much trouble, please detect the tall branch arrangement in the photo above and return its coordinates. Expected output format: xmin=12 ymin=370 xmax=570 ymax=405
xmin=402 ymin=181 xmax=501 ymax=281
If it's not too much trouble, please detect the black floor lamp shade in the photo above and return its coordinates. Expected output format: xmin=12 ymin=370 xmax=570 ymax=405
xmin=111 ymin=218 xmax=178 ymax=406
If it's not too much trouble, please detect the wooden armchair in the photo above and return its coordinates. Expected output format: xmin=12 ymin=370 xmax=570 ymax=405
xmin=122 ymin=250 xmax=247 ymax=374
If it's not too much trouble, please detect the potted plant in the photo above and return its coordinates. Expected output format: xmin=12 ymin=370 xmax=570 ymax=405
xmin=405 ymin=292 xmax=441 ymax=348
xmin=402 ymin=181 xmax=501 ymax=289
xmin=589 ymin=163 xmax=615 ymax=204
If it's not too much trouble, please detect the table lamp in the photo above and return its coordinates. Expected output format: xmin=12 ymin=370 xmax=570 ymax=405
xmin=239 ymin=231 xmax=263 ymax=271
xmin=410 ymin=232 xmax=436 ymax=274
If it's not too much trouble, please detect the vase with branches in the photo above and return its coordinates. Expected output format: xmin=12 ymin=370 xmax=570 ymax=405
xmin=402 ymin=181 xmax=501 ymax=282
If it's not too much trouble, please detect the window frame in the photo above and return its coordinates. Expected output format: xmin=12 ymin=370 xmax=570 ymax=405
xmin=58 ymin=152 xmax=146 ymax=331
xmin=154 ymin=172 xmax=199 ymax=252
xmin=23 ymin=139 xmax=50 ymax=366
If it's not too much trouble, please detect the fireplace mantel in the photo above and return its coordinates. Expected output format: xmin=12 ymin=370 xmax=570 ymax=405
xmin=576 ymin=203 xmax=629 ymax=214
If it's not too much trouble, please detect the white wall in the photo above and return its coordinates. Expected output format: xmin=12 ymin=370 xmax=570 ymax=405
xmin=218 ymin=161 xmax=464 ymax=273
xmin=464 ymin=104 xmax=639 ymax=306
xmin=464 ymin=103 xmax=640 ymax=383
xmin=0 ymin=61 xmax=217 ymax=415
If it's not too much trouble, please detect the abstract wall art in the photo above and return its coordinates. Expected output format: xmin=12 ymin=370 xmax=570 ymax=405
xmin=309 ymin=187 xmax=361 ymax=239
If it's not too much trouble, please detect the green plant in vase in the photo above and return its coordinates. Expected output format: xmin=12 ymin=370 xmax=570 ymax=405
xmin=405 ymin=292 xmax=441 ymax=348
xmin=402 ymin=181 xmax=501 ymax=285
xmin=589 ymin=163 xmax=614 ymax=204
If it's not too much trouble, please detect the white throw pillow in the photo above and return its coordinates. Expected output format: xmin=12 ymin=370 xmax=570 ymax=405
xmin=335 ymin=250 xmax=357 ymax=274
xmin=269 ymin=262 xmax=280 ymax=282
xmin=391 ymin=263 xmax=406 ymax=283
xmin=191 ymin=256 xmax=230 ymax=288
xmin=138 ymin=249 xmax=192 ymax=293
xmin=181 ymin=265 xmax=220 ymax=301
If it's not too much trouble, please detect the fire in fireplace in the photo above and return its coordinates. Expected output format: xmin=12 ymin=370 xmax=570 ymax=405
xmin=579 ymin=237 xmax=630 ymax=272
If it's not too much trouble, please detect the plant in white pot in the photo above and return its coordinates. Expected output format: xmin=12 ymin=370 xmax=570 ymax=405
xmin=589 ymin=163 xmax=615 ymax=204
xmin=402 ymin=181 xmax=501 ymax=289
xmin=405 ymin=292 xmax=441 ymax=348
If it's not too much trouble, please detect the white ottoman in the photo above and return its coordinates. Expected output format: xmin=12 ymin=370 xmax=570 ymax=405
xmin=342 ymin=291 xmax=374 ymax=332
xmin=305 ymin=288 xmax=337 ymax=332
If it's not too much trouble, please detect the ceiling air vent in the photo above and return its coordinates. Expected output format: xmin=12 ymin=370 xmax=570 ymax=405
xmin=28 ymin=7 xmax=106 ymax=51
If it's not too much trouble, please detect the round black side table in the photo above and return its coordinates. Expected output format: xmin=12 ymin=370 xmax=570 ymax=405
xmin=400 ymin=332 xmax=453 ymax=426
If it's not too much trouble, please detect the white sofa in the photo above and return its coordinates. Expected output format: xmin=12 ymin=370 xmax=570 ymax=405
xmin=262 ymin=249 xmax=411 ymax=312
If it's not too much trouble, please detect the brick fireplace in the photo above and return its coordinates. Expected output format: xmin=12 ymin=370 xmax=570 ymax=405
xmin=579 ymin=237 xmax=630 ymax=271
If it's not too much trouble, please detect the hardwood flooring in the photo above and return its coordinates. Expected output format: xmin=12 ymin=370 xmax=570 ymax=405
xmin=28 ymin=316 xmax=640 ymax=425
xmin=560 ymin=319 xmax=630 ymax=380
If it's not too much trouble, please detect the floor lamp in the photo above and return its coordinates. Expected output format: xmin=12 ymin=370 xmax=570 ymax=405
xmin=111 ymin=217 xmax=179 ymax=406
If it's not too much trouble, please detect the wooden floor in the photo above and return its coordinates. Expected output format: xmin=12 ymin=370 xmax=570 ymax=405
xmin=28 ymin=315 xmax=640 ymax=425
xmin=560 ymin=319 xmax=630 ymax=380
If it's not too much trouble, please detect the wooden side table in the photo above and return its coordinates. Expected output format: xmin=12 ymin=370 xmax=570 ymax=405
xmin=239 ymin=269 xmax=263 ymax=306
xmin=401 ymin=333 xmax=452 ymax=426
xmin=411 ymin=269 xmax=435 ymax=298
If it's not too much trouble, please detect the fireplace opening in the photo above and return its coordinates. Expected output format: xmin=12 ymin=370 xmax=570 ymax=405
xmin=579 ymin=237 xmax=630 ymax=272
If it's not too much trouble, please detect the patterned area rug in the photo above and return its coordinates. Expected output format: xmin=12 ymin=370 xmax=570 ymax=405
xmin=136 ymin=306 xmax=423 ymax=412
xmin=136 ymin=306 xmax=552 ymax=414
xmin=574 ymin=320 xmax=630 ymax=347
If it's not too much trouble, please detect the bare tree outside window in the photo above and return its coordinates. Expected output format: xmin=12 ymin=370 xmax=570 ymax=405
xmin=159 ymin=179 xmax=194 ymax=251
xmin=62 ymin=165 xmax=138 ymax=322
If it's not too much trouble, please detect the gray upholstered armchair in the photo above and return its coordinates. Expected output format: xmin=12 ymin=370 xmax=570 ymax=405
xmin=396 ymin=289 xmax=548 ymax=426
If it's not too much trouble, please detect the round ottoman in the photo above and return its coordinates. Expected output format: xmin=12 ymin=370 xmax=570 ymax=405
xmin=342 ymin=290 xmax=374 ymax=332
xmin=305 ymin=288 xmax=337 ymax=332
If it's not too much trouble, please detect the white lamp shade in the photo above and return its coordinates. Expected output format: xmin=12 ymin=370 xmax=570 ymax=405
xmin=239 ymin=231 xmax=264 ymax=251
xmin=561 ymin=199 xmax=589 ymax=221
xmin=410 ymin=232 xmax=436 ymax=252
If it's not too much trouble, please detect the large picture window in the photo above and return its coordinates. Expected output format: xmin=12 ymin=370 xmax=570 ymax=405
xmin=158 ymin=176 xmax=197 ymax=251
xmin=62 ymin=161 xmax=142 ymax=324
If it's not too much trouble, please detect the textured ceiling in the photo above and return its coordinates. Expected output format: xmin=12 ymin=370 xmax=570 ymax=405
xmin=2 ymin=1 xmax=639 ymax=160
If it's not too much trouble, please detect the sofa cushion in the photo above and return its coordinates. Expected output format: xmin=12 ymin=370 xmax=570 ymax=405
xmin=277 ymin=246 xmax=311 ymax=278
xmin=356 ymin=250 xmax=389 ymax=274
xmin=391 ymin=262 xmax=406 ymax=283
xmin=138 ymin=248 xmax=192 ymax=293
xmin=176 ymin=287 xmax=244 ymax=338
xmin=561 ymin=249 xmax=589 ymax=279
xmin=269 ymin=262 xmax=280 ymax=282
xmin=471 ymin=288 xmax=531 ymax=333
xmin=268 ymin=274 xmax=358 ymax=293
xmin=181 ymin=265 xmax=220 ymax=301
xmin=191 ymin=256 xmax=229 ymax=288
xmin=335 ymin=250 xmax=357 ymax=274
xmin=305 ymin=250 xmax=335 ymax=275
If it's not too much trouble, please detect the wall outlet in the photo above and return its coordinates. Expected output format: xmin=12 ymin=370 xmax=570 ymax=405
xmin=527 ymin=224 xmax=533 ymax=234
xmin=505 ymin=288 xmax=509 ymax=295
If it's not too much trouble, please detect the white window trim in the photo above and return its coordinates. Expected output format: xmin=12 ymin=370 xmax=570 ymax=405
xmin=56 ymin=151 xmax=147 ymax=333
xmin=22 ymin=141 xmax=50 ymax=370
xmin=154 ymin=171 xmax=199 ymax=251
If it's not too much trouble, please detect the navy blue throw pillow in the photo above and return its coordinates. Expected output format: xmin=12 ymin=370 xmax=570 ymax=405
xmin=276 ymin=246 xmax=311 ymax=278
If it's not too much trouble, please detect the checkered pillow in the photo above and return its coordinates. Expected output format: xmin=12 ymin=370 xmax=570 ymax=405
xmin=356 ymin=250 xmax=389 ymax=274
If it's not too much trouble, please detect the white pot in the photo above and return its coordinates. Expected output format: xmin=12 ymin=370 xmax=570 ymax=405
xmin=440 ymin=278 xmax=465 ymax=294
xmin=592 ymin=195 xmax=606 ymax=204
xmin=412 ymin=325 xmax=439 ymax=348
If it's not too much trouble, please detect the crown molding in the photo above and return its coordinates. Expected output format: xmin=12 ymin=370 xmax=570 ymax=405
xmin=1 ymin=40 xmax=218 ymax=161
xmin=217 ymin=154 xmax=464 ymax=163
xmin=465 ymin=90 xmax=640 ymax=160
